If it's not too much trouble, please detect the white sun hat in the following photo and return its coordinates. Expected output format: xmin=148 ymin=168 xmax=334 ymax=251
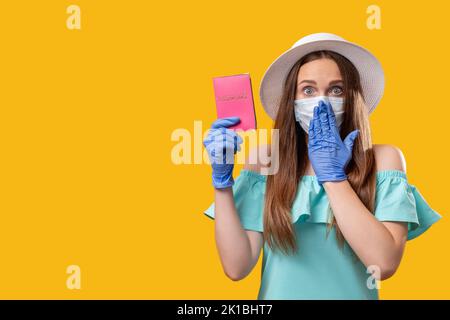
xmin=259 ymin=32 xmax=385 ymax=120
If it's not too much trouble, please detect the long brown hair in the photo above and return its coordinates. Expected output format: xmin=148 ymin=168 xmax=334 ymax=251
xmin=263 ymin=50 xmax=377 ymax=255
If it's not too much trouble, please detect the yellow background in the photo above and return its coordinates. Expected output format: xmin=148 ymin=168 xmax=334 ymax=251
xmin=0 ymin=0 xmax=448 ymax=299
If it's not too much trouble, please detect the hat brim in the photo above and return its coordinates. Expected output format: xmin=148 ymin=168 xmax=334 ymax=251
xmin=259 ymin=39 xmax=385 ymax=120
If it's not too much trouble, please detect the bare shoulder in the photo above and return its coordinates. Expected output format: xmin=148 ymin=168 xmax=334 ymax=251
xmin=243 ymin=143 xmax=272 ymax=174
xmin=373 ymin=144 xmax=407 ymax=173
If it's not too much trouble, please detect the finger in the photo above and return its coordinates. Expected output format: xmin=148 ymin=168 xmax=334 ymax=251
xmin=209 ymin=133 xmax=240 ymax=153
xmin=203 ymin=129 xmax=224 ymax=146
xmin=219 ymin=139 xmax=238 ymax=164
xmin=308 ymin=117 xmax=314 ymax=137
xmin=206 ymin=140 xmax=236 ymax=160
xmin=223 ymin=132 xmax=243 ymax=153
xmin=208 ymin=128 xmax=242 ymax=141
xmin=226 ymin=129 xmax=243 ymax=145
xmin=313 ymin=105 xmax=322 ymax=139
xmin=211 ymin=117 xmax=241 ymax=129
xmin=326 ymin=101 xmax=337 ymax=131
xmin=204 ymin=128 xmax=241 ymax=145
xmin=343 ymin=129 xmax=359 ymax=151
xmin=318 ymin=101 xmax=330 ymax=136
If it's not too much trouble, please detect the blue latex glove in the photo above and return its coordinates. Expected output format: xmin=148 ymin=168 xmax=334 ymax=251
xmin=308 ymin=100 xmax=359 ymax=185
xmin=203 ymin=117 xmax=243 ymax=189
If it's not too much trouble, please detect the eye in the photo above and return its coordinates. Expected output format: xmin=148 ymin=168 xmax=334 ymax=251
xmin=329 ymin=86 xmax=343 ymax=96
xmin=303 ymin=86 xmax=315 ymax=95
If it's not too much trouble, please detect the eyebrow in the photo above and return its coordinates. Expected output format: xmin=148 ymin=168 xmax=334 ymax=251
xmin=297 ymin=79 xmax=343 ymax=87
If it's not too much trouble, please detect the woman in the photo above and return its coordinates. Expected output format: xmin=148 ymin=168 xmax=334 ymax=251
xmin=202 ymin=33 xmax=442 ymax=299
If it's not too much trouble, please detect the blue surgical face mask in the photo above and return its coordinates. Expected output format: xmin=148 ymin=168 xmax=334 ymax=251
xmin=294 ymin=96 xmax=345 ymax=134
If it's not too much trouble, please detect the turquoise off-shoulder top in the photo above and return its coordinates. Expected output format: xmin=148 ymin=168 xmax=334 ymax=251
xmin=203 ymin=169 xmax=442 ymax=300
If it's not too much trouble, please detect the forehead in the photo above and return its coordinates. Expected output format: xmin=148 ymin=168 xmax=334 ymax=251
xmin=297 ymin=58 xmax=342 ymax=81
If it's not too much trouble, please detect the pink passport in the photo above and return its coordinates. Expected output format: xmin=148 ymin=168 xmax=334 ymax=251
xmin=212 ymin=73 xmax=257 ymax=131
